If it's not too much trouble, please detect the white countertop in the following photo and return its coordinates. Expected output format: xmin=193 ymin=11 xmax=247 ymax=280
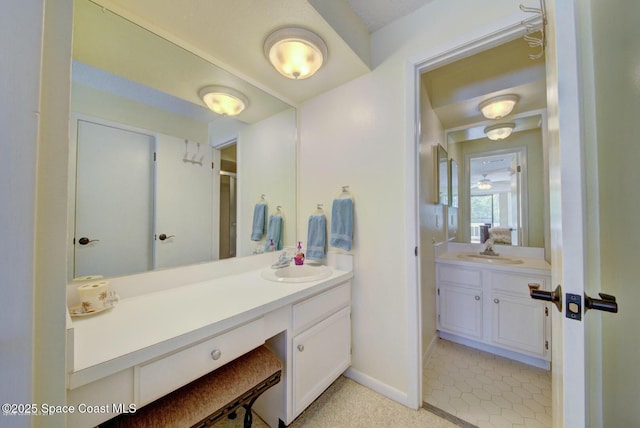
xmin=68 ymin=266 xmax=352 ymax=388
xmin=436 ymin=251 xmax=551 ymax=273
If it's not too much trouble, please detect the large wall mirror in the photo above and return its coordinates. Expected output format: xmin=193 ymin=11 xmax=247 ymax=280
xmin=67 ymin=0 xmax=297 ymax=280
xmin=422 ymin=37 xmax=549 ymax=249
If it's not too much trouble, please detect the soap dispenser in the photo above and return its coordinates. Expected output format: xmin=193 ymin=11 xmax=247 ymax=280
xmin=294 ymin=241 xmax=305 ymax=265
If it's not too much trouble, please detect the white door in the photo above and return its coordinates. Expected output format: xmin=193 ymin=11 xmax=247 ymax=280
xmin=74 ymin=120 xmax=154 ymax=278
xmin=155 ymin=135 xmax=214 ymax=269
xmin=508 ymin=156 xmax=521 ymax=245
xmin=544 ymin=1 xmax=629 ymax=426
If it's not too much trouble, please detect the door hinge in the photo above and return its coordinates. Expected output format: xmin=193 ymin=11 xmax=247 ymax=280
xmin=437 ymin=288 xmax=440 ymax=296
xmin=517 ymin=165 xmax=522 ymax=173
xmin=153 ymin=152 xmax=157 ymax=161
xmin=545 ymin=307 xmax=549 ymax=316
xmin=545 ymin=340 xmax=549 ymax=350
xmin=414 ymin=246 xmax=418 ymax=256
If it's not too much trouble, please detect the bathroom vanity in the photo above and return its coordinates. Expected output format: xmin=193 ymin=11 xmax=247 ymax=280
xmin=435 ymin=244 xmax=551 ymax=368
xmin=65 ymin=253 xmax=353 ymax=427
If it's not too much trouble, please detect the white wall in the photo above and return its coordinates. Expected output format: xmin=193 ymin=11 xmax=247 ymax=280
xmin=418 ymin=81 xmax=445 ymax=359
xmin=1 ymin=1 xmax=73 ymax=428
xmin=237 ymin=108 xmax=297 ymax=256
xmin=299 ymin=0 xmax=537 ymax=405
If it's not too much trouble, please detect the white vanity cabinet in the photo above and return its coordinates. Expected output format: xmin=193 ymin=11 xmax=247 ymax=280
xmin=436 ymin=259 xmax=551 ymax=367
xmin=291 ymin=283 xmax=351 ymax=418
xmin=66 ymin=262 xmax=353 ymax=428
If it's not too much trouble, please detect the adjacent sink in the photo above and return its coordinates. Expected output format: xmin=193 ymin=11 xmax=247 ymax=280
xmin=457 ymin=253 xmax=524 ymax=265
xmin=261 ymin=264 xmax=332 ymax=283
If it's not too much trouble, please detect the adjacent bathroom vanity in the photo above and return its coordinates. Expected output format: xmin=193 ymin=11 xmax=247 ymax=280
xmin=65 ymin=253 xmax=353 ymax=427
xmin=435 ymin=244 xmax=551 ymax=368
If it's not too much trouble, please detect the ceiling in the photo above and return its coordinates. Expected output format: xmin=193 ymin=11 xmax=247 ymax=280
xmin=347 ymin=0 xmax=435 ymax=33
xmin=88 ymin=0 xmax=435 ymax=107
xmin=422 ymin=37 xmax=547 ymax=143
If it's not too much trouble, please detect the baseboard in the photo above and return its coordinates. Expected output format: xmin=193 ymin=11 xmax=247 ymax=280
xmin=423 ymin=333 xmax=438 ymax=362
xmin=343 ymin=367 xmax=410 ymax=407
xmin=438 ymin=332 xmax=550 ymax=370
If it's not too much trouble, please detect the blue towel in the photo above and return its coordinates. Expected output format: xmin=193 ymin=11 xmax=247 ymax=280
xmin=306 ymin=214 xmax=327 ymax=261
xmin=264 ymin=215 xmax=284 ymax=251
xmin=251 ymin=203 xmax=267 ymax=241
xmin=330 ymin=198 xmax=353 ymax=251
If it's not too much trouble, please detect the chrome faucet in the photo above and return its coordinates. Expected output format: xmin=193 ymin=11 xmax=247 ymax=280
xmin=480 ymin=240 xmax=499 ymax=256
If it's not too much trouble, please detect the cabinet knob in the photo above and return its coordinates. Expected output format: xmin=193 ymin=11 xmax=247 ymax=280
xmin=297 ymin=344 xmax=304 ymax=352
xmin=475 ymin=295 xmax=480 ymax=301
xmin=494 ymin=298 xmax=500 ymax=304
xmin=210 ymin=349 xmax=222 ymax=360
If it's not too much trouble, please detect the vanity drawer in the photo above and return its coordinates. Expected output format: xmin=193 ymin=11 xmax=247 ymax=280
xmin=293 ymin=282 xmax=350 ymax=333
xmin=136 ymin=317 xmax=265 ymax=406
xmin=437 ymin=264 xmax=482 ymax=287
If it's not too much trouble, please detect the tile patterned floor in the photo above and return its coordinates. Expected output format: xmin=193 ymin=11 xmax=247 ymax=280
xmin=423 ymin=339 xmax=552 ymax=428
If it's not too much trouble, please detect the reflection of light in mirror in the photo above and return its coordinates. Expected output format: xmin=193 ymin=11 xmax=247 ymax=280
xmin=199 ymin=86 xmax=248 ymax=116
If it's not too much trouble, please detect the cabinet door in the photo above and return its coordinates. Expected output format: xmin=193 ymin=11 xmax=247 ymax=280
xmin=438 ymin=284 xmax=483 ymax=339
xmin=491 ymin=292 xmax=546 ymax=357
xmin=292 ymin=307 xmax=351 ymax=417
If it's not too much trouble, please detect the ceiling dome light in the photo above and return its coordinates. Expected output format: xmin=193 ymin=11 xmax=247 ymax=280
xmin=198 ymin=86 xmax=248 ymax=116
xmin=477 ymin=175 xmax=492 ymax=190
xmin=478 ymin=94 xmax=519 ymax=119
xmin=484 ymin=122 xmax=516 ymax=141
xmin=264 ymin=27 xmax=328 ymax=79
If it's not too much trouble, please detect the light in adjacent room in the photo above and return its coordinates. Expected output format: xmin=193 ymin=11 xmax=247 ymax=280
xmin=264 ymin=27 xmax=328 ymax=79
xmin=199 ymin=86 xmax=248 ymax=116
xmin=484 ymin=122 xmax=516 ymax=141
xmin=477 ymin=175 xmax=492 ymax=190
xmin=478 ymin=94 xmax=519 ymax=119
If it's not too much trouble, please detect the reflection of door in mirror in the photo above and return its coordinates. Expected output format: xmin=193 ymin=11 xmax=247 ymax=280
xmin=468 ymin=148 xmax=526 ymax=246
xmin=74 ymin=120 xmax=154 ymax=278
xmin=73 ymin=117 xmax=216 ymax=278
xmin=219 ymin=143 xmax=237 ymax=260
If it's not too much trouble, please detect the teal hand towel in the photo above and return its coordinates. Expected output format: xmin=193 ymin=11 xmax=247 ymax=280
xmin=251 ymin=203 xmax=267 ymax=241
xmin=264 ymin=215 xmax=284 ymax=251
xmin=306 ymin=214 xmax=327 ymax=261
xmin=330 ymin=198 xmax=353 ymax=251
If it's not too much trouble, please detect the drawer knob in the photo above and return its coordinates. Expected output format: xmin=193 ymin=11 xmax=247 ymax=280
xmin=475 ymin=295 xmax=480 ymax=301
xmin=494 ymin=298 xmax=500 ymax=304
xmin=297 ymin=344 xmax=304 ymax=352
xmin=210 ymin=349 xmax=222 ymax=360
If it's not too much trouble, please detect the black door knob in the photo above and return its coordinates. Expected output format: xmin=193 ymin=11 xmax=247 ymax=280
xmin=158 ymin=234 xmax=175 ymax=241
xmin=78 ymin=237 xmax=99 ymax=245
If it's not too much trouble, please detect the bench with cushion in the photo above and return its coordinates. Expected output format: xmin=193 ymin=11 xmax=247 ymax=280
xmin=101 ymin=345 xmax=282 ymax=428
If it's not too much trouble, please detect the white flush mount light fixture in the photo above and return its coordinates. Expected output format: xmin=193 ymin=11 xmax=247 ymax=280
xmin=264 ymin=27 xmax=328 ymax=79
xmin=484 ymin=122 xmax=516 ymax=141
xmin=479 ymin=94 xmax=519 ymax=119
xmin=199 ymin=86 xmax=248 ymax=116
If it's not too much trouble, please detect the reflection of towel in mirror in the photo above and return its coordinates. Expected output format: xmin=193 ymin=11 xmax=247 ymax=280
xmin=307 ymin=214 xmax=327 ymax=261
xmin=489 ymin=227 xmax=512 ymax=245
xmin=251 ymin=203 xmax=267 ymax=241
xmin=330 ymin=198 xmax=353 ymax=251
xmin=264 ymin=215 xmax=284 ymax=251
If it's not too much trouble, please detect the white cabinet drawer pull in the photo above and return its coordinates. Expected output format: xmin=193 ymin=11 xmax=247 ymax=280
xmin=475 ymin=295 xmax=480 ymax=301
xmin=297 ymin=344 xmax=305 ymax=352
xmin=494 ymin=298 xmax=500 ymax=304
xmin=210 ymin=349 xmax=222 ymax=360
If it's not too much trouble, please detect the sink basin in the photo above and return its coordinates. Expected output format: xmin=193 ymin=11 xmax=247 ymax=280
xmin=457 ymin=254 xmax=524 ymax=265
xmin=261 ymin=264 xmax=332 ymax=283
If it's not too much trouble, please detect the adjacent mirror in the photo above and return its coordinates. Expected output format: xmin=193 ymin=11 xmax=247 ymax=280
xmin=67 ymin=0 xmax=297 ymax=280
xmin=436 ymin=145 xmax=449 ymax=205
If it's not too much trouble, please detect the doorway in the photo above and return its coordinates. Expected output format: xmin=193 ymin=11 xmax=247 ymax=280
xmin=218 ymin=143 xmax=237 ymax=259
xmin=415 ymin=31 xmax=551 ymax=427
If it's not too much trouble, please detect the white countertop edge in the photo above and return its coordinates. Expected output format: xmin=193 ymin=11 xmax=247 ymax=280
xmin=67 ymin=268 xmax=353 ymax=389
xmin=436 ymin=252 xmax=551 ymax=273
